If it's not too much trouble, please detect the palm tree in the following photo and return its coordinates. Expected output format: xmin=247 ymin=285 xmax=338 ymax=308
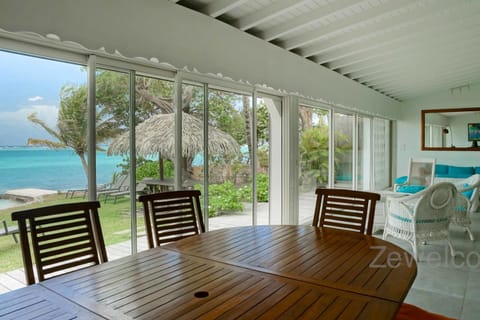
xmin=27 ymin=85 xmax=119 ymax=178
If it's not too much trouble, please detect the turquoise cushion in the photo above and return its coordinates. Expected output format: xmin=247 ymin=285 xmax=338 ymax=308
xmin=448 ymin=166 xmax=474 ymax=178
xmin=435 ymin=164 xmax=449 ymax=175
xmin=462 ymin=183 xmax=474 ymax=199
xmin=395 ymin=176 xmax=408 ymax=184
xmin=335 ymin=175 xmax=352 ymax=181
xmin=397 ymin=185 xmax=426 ymax=193
xmin=475 ymin=167 xmax=480 ymax=174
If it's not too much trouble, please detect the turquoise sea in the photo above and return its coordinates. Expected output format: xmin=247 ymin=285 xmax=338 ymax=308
xmin=0 ymin=146 xmax=125 ymax=194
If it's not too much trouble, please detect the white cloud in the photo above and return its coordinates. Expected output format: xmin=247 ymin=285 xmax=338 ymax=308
xmin=0 ymin=105 xmax=58 ymax=124
xmin=28 ymin=96 xmax=44 ymax=102
xmin=0 ymin=105 xmax=59 ymax=145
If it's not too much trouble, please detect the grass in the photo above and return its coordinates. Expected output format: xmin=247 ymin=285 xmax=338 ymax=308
xmin=0 ymin=193 xmax=144 ymax=273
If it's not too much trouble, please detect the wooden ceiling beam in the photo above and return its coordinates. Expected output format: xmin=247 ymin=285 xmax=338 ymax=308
xmin=346 ymin=37 xmax=480 ymax=81
xmin=201 ymin=0 xmax=249 ymax=18
xmin=299 ymin=0 xmax=458 ymax=58
xmin=234 ymin=0 xmax=307 ymax=31
xmin=281 ymin=0 xmax=416 ymax=50
xmin=321 ymin=16 xmax=480 ymax=70
xmin=313 ymin=12 xmax=480 ymax=66
xmin=259 ymin=0 xmax=354 ymax=41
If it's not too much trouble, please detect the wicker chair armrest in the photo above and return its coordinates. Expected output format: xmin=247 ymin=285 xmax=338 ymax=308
xmin=452 ymin=194 xmax=471 ymax=226
xmin=457 ymin=184 xmax=477 ymax=193
xmin=387 ymin=198 xmax=415 ymax=221
xmin=454 ymin=194 xmax=470 ymax=212
xmin=391 ymin=187 xmax=429 ymax=203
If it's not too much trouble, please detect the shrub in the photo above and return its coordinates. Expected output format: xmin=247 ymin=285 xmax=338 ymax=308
xmin=118 ymin=157 xmax=174 ymax=181
xmin=197 ymin=181 xmax=244 ymax=217
xmin=256 ymin=173 xmax=269 ymax=202
xmin=237 ymin=173 xmax=269 ymax=202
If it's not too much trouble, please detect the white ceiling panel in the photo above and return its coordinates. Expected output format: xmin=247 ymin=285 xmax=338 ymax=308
xmin=174 ymin=0 xmax=480 ymax=101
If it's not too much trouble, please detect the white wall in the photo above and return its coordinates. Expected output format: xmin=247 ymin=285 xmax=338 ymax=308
xmin=397 ymin=83 xmax=480 ymax=177
xmin=450 ymin=113 xmax=480 ymax=147
xmin=0 ymin=0 xmax=400 ymax=119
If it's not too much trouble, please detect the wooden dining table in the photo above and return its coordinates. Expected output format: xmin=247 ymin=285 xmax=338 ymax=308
xmin=0 ymin=225 xmax=417 ymax=319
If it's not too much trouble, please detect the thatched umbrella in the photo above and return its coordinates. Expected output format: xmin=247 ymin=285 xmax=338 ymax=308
xmin=107 ymin=112 xmax=240 ymax=178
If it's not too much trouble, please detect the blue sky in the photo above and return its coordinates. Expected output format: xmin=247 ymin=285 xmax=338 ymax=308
xmin=0 ymin=50 xmax=86 ymax=146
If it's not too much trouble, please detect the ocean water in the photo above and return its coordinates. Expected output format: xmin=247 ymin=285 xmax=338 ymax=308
xmin=0 ymin=146 xmax=125 ymax=194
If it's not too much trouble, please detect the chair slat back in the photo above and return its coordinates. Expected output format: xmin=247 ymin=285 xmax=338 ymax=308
xmin=11 ymin=201 xmax=107 ymax=285
xmin=313 ymin=188 xmax=380 ymax=235
xmin=139 ymin=190 xmax=205 ymax=248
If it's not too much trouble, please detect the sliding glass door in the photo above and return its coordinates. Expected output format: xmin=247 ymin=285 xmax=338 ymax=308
xmin=94 ymin=67 xmax=134 ymax=256
xmin=205 ymin=88 xmax=253 ymax=229
xmin=298 ymin=105 xmax=330 ymax=225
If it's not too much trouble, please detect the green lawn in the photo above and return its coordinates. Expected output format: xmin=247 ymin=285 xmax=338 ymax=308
xmin=0 ymin=194 xmax=144 ymax=273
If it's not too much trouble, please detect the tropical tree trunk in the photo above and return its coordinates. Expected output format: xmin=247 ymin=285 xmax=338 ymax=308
xmin=77 ymin=152 xmax=89 ymax=180
xmin=299 ymin=107 xmax=313 ymax=130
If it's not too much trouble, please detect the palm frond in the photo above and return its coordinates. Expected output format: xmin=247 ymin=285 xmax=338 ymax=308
xmin=27 ymin=113 xmax=62 ymax=141
xmin=27 ymin=138 xmax=66 ymax=149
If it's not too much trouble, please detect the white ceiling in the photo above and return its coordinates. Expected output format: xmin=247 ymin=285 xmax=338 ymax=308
xmin=173 ymin=0 xmax=480 ymax=102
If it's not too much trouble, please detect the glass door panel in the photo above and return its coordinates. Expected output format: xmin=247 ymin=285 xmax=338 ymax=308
xmin=373 ymin=118 xmax=391 ymax=191
xmin=334 ymin=112 xmax=354 ymax=189
xmin=357 ymin=116 xmax=371 ymax=190
xmin=180 ymin=83 xmax=204 ymax=190
xmin=0 ymin=51 xmax=87 ymax=274
xmin=181 ymin=83 xmax=205 ymax=224
xmin=207 ymin=88 xmax=252 ymax=230
xmin=133 ymin=75 xmax=175 ymax=249
xmin=133 ymin=75 xmax=175 ymax=188
xmin=95 ymin=68 xmax=133 ymax=257
xmin=298 ymin=106 xmax=330 ymax=225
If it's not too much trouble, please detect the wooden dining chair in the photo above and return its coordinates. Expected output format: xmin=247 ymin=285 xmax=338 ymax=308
xmin=312 ymin=188 xmax=381 ymax=235
xmin=138 ymin=190 xmax=205 ymax=248
xmin=11 ymin=201 xmax=108 ymax=285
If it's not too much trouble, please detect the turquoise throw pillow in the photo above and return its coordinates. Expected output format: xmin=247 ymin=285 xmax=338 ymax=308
xmin=395 ymin=176 xmax=408 ymax=184
xmin=435 ymin=164 xmax=449 ymax=175
xmin=462 ymin=183 xmax=474 ymax=199
xmin=397 ymin=185 xmax=426 ymax=193
xmin=449 ymin=166 xmax=474 ymax=178
xmin=475 ymin=167 xmax=480 ymax=174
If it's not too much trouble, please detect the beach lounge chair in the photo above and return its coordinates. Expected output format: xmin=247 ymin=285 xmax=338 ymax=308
xmin=103 ymin=180 xmax=149 ymax=204
xmin=0 ymin=220 xmax=19 ymax=243
xmin=65 ymin=174 xmax=129 ymax=199
xmin=65 ymin=186 xmax=87 ymax=199
xmin=96 ymin=174 xmax=129 ymax=200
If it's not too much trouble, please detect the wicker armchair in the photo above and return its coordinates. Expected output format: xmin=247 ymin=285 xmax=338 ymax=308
xmin=454 ymin=173 xmax=480 ymax=213
xmin=450 ymin=174 xmax=480 ymax=241
xmin=383 ymin=182 xmax=457 ymax=260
